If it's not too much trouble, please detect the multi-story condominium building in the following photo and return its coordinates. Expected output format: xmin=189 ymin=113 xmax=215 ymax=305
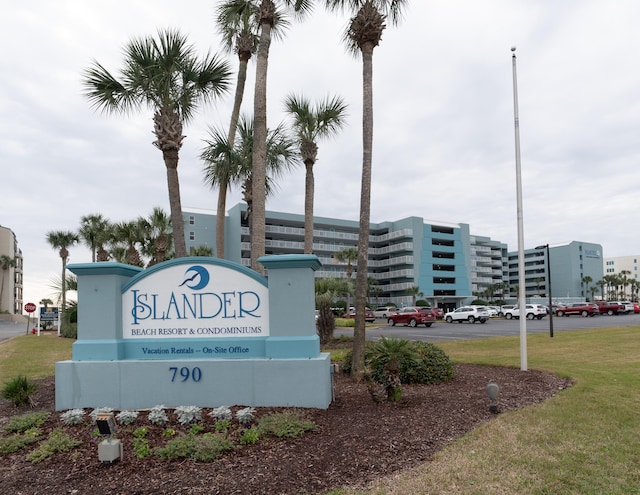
xmin=183 ymin=204 xmax=508 ymax=310
xmin=604 ymin=256 xmax=640 ymax=281
xmin=0 ymin=225 xmax=24 ymax=315
xmin=507 ymin=241 xmax=604 ymax=302
xmin=603 ymin=255 xmax=640 ymax=300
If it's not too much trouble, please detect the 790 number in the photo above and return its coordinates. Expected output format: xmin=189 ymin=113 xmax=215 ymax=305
xmin=169 ymin=366 xmax=202 ymax=382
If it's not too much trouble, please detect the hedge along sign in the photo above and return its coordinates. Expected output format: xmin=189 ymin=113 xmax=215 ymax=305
xmin=122 ymin=261 xmax=269 ymax=339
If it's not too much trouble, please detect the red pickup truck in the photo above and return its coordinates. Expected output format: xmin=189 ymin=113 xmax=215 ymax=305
xmin=595 ymin=302 xmax=625 ymax=315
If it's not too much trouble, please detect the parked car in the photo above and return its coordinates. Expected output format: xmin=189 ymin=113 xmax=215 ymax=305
xmin=444 ymin=306 xmax=489 ymax=324
xmin=618 ymin=301 xmax=634 ymax=314
xmin=595 ymin=301 xmax=625 ymax=315
xmin=504 ymin=304 xmax=547 ymax=320
xmin=431 ymin=307 xmax=445 ymax=319
xmin=342 ymin=308 xmax=376 ymax=323
xmin=484 ymin=306 xmax=499 ymax=317
xmin=555 ymin=303 xmax=600 ymax=317
xmin=387 ymin=307 xmax=436 ymax=327
xmin=498 ymin=305 xmax=516 ymax=317
xmin=373 ymin=306 xmax=399 ymax=319
xmin=634 ymin=302 xmax=640 ymax=314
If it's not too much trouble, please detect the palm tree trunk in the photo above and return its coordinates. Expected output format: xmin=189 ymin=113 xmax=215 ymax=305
xmin=217 ymin=58 xmax=250 ymax=260
xmin=352 ymin=42 xmax=375 ymax=380
xmin=304 ymin=160 xmax=315 ymax=254
xmin=250 ymin=3 xmax=273 ymax=274
xmin=163 ymin=149 xmax=187 ymax=258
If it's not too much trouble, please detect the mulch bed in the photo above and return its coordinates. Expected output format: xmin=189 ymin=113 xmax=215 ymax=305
xmin=0 ymin=364 xmax=571 ymax=495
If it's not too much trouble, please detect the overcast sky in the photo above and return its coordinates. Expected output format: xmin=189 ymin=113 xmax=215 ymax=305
xmin=2 ymin=1 xmax=639 ymax=309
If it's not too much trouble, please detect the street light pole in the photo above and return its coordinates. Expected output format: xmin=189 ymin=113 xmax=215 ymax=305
xmin=536 ymin=244 xmax=554 ymax=338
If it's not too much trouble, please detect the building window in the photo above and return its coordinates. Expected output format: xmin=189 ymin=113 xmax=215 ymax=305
xmin=431 ymin=225 xmax=454 ymax=235
xmin=189 ymin=231 xmax=195 ymax=241
xmin=189 ymin=215 xmax=195 ymax=225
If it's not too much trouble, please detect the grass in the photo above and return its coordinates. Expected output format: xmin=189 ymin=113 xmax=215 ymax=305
xmin=0 ymin=333 xmax=72 ymax=384
xmin=339 ymin=326 xmax=640 ymax=495
xmin=3 ymin=328 xmax=640 ymax=492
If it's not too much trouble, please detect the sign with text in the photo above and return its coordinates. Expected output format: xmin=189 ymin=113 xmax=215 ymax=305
xmin=122 ymin=262 xmax=269 ymax=339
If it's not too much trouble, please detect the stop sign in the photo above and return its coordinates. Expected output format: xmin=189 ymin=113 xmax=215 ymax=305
xmin=24 ymin=302 xmax=37 ymax=313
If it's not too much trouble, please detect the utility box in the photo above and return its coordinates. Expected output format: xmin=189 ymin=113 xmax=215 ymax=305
xmin=98 ymin=438 xmax=122 ymax=464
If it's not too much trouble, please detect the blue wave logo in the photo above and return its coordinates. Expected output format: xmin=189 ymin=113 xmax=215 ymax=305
xmin=178 ymin=265 xmax=210 ymax=290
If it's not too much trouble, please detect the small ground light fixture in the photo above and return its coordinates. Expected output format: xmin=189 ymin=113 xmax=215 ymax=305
xmin=96 ymin=413 xmax=123 ymax=464
xmin=486 ymin=382 xmax=500 ymax=414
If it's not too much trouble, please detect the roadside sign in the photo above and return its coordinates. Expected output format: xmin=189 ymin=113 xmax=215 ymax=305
xmin=25 ymin=302 xmax=37 ymax=313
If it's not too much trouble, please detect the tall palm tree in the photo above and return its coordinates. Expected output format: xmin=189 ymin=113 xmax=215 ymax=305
xmin=325 ymin=0 xmax=408 ymax=378
xmin=213 ymin=0 xmax=261 ymax=259
xmin=0 ymin=255 xmax=16 ymax=312
xmin=284 ymin=93 xmax=348 ymax=253
xmin=251 ymin=0 xmax=313 ymax=273
xmin=83 ymin=29 xmax=232 ymax=258
xmin=46 ymin=230 xmax=78 ymax=318
xmin=78 ymin=214 xmax=111 ymax=262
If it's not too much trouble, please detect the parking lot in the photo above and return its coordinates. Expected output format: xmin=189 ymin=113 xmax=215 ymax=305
xmin=335 ymin=312 xmax=640 ymax=342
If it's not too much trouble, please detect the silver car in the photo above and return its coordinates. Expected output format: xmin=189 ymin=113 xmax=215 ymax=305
xmin=445 ymin=306 xmax=490 ymax=324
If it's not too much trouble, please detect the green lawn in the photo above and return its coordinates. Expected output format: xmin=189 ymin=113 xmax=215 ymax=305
xmin=0 ymin=333 xmax=72 ymax=383
xmin=339 ymin=326 xmax=640 ymax=494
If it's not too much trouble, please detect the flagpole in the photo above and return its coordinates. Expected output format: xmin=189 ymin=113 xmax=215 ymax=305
xmin=512 ymin=46 xmax=527 ymax=371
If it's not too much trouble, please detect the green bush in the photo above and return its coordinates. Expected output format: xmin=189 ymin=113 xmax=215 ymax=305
xmin=342 ymin=339 xmax=455 ymax=385
xmin=256 ymin=410 xmax=316 ymax=439
xmin=155 ymin=432 xmax=234 ymax=462
xmin=4 ymin=412 xmax=49 ymax=433
xmin=60 ymin=322 xmax=77 ymax=339
xmin=1 ymin=375 xmax=37 ymax=407
xmin=27 ymin=428 xmax=82 ymax=463
xmin=0 ymin=430 xmax=43 ymax=455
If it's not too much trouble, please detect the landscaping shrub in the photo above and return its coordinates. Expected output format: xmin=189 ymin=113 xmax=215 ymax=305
xmin=342 ymin=339 xmax=455 ymax=385
xmin=1 ymin=375 xmax=37 ymax=407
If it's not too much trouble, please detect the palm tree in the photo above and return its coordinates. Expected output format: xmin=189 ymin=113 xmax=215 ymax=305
xmin=250 ymin=0 xmax=313 ymax=273
xmin=406 ymin=286 xmax=423 ymax=306
xmin=112 ymin=220 xmax=146 ymax=267
xmin=619 ymin=270 xmax=631 ymax=299
xmin=0 ymin=255 xmax=16 ymax=312
xmin=325 ymin=0 xmax=408 ymax=378
xmin=596 ymin=279 xmax=606 ymax=301
xmin=190 ymin=245 xmax=214 ymax=256
xmin=46 ymin=230 xmax=78 ymax=319
xmin=335 ymin=247 xmax=357 ymax=311
xmin=213 ymin=0 xmax=260 ymax=259
xmin=83 ymin=29 xmax=232 ymax=258
xmin=140 ymin=207 xmax=173 ymax=266
xmin=581 ymin=275 xmax=592 ymax=301
xmin=78 ymin=214 xmax=111 ymax=262
xmin=284 ymin=93 xmax=348 ymax=253
xmin=203 ymin=115 xmax=297 ymax=259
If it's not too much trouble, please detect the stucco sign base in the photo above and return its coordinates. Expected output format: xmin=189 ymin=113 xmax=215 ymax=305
xmin=55 ymin=354 xmax=332 ymax=410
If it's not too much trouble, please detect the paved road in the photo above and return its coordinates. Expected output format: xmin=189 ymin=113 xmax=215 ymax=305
xmin=335 ymin=313 xmax=640 ymax=342
xmin=0 ymin=319 xmax=33 ymax=342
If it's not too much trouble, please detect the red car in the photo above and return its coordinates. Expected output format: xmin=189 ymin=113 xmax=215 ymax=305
xmin=387 ymin=307 xmax=436 ymax=327
xmin=431 ymin=307 xmax=445 ymax=319
xmin=342 ymin=308 xmax=376 ymax=323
